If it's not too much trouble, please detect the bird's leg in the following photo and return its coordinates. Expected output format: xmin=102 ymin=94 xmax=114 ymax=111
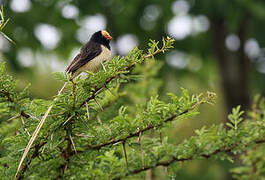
xmin=70 ymin=78 xmax=76 ymax=86
xmin=101 ymin=62 xmax=106 ymax=72
xmin=70 ymin=79 xmax=77 ymax=108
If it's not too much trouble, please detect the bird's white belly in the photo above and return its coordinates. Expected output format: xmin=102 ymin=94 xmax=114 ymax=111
xmin=78 ymin=45 xmax=111 ymax=74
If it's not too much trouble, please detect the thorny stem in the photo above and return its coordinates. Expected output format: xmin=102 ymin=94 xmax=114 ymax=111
xmin=115 ymin=139 xmax=265 ymax=179
xmin=82 ymin=96 xmax=214 ymax=170
xmin=85 ymin=99 xmax=205 ymax=150
xmin=143 ymin=46 xmax=165 ymax=59
xmin=85 ymin=114 xmax=177 ymax=150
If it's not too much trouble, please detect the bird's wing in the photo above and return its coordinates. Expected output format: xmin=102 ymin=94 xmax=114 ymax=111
xmin=66 ymin=42 xmax=102 ymax=74
xmin=65 ymin=53 xmax=81 ymax=73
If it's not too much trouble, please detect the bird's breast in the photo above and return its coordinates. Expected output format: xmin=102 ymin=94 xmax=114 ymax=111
xmin=79 ymin=45 xmax=111 ymax=73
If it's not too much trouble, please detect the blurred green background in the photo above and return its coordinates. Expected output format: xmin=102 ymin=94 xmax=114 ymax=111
xmin=1 ymin=0 xmax=265 ymax=179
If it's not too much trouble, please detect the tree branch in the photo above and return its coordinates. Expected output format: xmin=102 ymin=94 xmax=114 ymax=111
xmin=85 ymin=114 xmax=176 ymax=150
xmin=84 ymin=99 xmax=208 ymax=150
xmin=117 ymin=139 xmax=265 ymax=179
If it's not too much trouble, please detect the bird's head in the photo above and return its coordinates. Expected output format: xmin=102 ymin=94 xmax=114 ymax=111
xmin=101 ymin=30 xmax=112 ymax=40
xmin=91 ymin=30 xmax=112 ymax=45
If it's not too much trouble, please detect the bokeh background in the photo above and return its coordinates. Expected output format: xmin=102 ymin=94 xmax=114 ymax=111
xmin=1 ymin=0 xmax=265 ymax=179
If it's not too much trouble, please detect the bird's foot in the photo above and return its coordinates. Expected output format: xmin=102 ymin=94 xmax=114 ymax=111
xmin=101 ymin=62 xmax=106 ymax=72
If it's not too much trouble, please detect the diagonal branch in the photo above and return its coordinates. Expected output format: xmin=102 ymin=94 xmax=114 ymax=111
xmin=84 ymin=98 xmax=208 ymax=150
xmin=85 ymin=107 xmax=194 ymax=150
xmin=117 ymin=139 xmax=265 ymax=179
xmin=85 ymin=114 xmax=176 ymax=150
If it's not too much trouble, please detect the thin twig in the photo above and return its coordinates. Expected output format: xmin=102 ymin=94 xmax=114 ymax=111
xmin=138 ymin=131 xmax=144 ymax=167
xmin=69 ymin=134 xmax=77 ymax=154
xmin=122 ymin=141 xmax=128 ymax=169
xmin=75 ymin=133 xmax=94 ymax=138
xmin=27 ymin=114 xmax=40 ymax=121
xmin=7 ymin=114 xmax=19 ymax=122
xmin=53 ymin=138 xmax=65 ymax=149
xmin=62 ymin=115 xmax=74 ymax=126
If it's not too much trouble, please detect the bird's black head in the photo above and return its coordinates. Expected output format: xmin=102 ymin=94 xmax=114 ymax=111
xmin=90 ymin=30 xmax=112 ymax=49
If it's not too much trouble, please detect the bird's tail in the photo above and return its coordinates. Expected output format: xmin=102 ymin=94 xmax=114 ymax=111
xmin=15 ymin=82 xmax=68 ymax=178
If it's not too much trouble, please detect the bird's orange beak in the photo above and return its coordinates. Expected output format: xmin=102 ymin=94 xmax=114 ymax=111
xmin=102 ymin=30 xmax=112 ymax=40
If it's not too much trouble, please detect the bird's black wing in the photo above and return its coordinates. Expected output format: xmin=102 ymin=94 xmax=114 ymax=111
xmin=66 ymin=42 xmax=102 ymax=74
xmin=65 ymin=53 xmax=81 ymax=73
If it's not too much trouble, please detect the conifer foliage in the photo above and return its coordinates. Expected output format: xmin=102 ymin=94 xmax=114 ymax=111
xmin=0 ymin=36 xmax=265 ymax=179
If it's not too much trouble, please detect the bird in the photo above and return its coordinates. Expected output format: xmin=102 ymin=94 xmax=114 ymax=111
xmin=15 ymin=30 xmax=112 ymax=177
xmin=66 ymin=30 xmax=112 ymax=79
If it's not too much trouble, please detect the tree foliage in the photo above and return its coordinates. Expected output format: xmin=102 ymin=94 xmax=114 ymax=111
xmin=0 ymin=37 xmax=265 ymax=179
